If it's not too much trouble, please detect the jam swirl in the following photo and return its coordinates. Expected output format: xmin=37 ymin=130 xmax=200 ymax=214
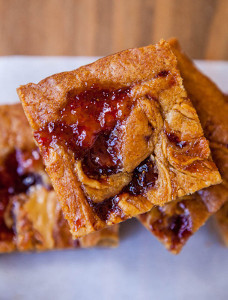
xmin=88 ymin=157 xmax=158 ymax=221
xmin=35 ymin=84 xmax=133 ymax=178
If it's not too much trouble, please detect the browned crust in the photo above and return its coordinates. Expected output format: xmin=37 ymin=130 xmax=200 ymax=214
xmin=138 ymin=39 xmax=228 ymax=254
xmin=0 ymin=104 xmax=119 ymax=253
xmin=17 ymin=40 xmax=221 ymax=238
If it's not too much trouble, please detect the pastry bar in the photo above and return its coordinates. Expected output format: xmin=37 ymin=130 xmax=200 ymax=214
xmin=214 ymin=201 xmax=228 ymax=247
xmin=138 ymin=39 xmax=228 ymax=253
xmin=0 ymin=104 xmax=119 ymax=253
xmin=18 ymin=40 xmax=221 ymax=238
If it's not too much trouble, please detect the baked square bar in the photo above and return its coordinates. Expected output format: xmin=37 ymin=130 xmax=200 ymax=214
xmin=18 ymin=40 xmax=221 ymax=238
xmin=0 ymin=104 xmax=119 ymax=253
xmin=138 ymin=39 xmax=228 ymax=253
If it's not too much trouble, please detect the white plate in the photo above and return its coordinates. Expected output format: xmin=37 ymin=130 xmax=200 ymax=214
xmin=0 ymin=57 xmax=227 ymax=300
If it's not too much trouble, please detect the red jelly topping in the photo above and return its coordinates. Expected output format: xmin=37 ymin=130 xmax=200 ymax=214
xmin=88 ymin=157 xmax=158 ymax=221
xmin=168 ymin=213 xmax=192 ymax=246
xmin=125 ymin=157 xmax=158 ymax=196
xmin=0 ymin=149 xmax=44 ymax=241
xmin=87 ymin=195 xmax=123 ymax=222
xmin=165 ymin=130 xmax=187 ymax=148
xmin=81 ymin=129 xmax=120 ymax=178
xmin=35 ymin=84 xmax=133 ymax=178
xmin=149 ymin=202 xmax=192 ymax=250
xmin=157 ymin=70 xmax=169 ymax=77
xmin=0 ymin=149 xmax=43 ymax=195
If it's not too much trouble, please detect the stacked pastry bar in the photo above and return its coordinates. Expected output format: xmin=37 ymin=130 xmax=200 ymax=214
xmin=14 ymin=39 xmax=227 ymax=253
xmin=138 ymin=39 xmax=228 ymax=253
xmin=0 ymin=104 xmax=119 ymax=253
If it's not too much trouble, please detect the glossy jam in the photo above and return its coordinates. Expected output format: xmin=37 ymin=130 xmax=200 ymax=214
xmin=149 ymin=202 xmax=192 ymax=250
xmin=168 ymin=214 xmax=191 ymax=244
xmin=0 ymin=149 xmax=43 ymax=195
xmin=87 ymin=195 xmax=123 ymax=222
xmin=0 ymin=149 xmax=43 ymax=241
xmin=124 ymin=157 xmax=158 ymax=196
xmin=157 ymin=70 xmax=169 ymax=77
xmin=88 ymin=157 xmax=158 ymax=221
xmin=35 ymin=84 xmax=133 ymax=178
xmin=81 ymin=128 xmax=121 ymax=178
xmin=165 ymin=130 xmax=187 ymax=148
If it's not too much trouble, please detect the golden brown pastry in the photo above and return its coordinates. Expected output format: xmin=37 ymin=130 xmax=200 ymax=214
xmin=138 ymin=39 xmax=228 ymax=254
xmin=0 ymin=104 xmax=119 ymax=253
xmin=17 ymin=40 xmax=221 ymax=238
